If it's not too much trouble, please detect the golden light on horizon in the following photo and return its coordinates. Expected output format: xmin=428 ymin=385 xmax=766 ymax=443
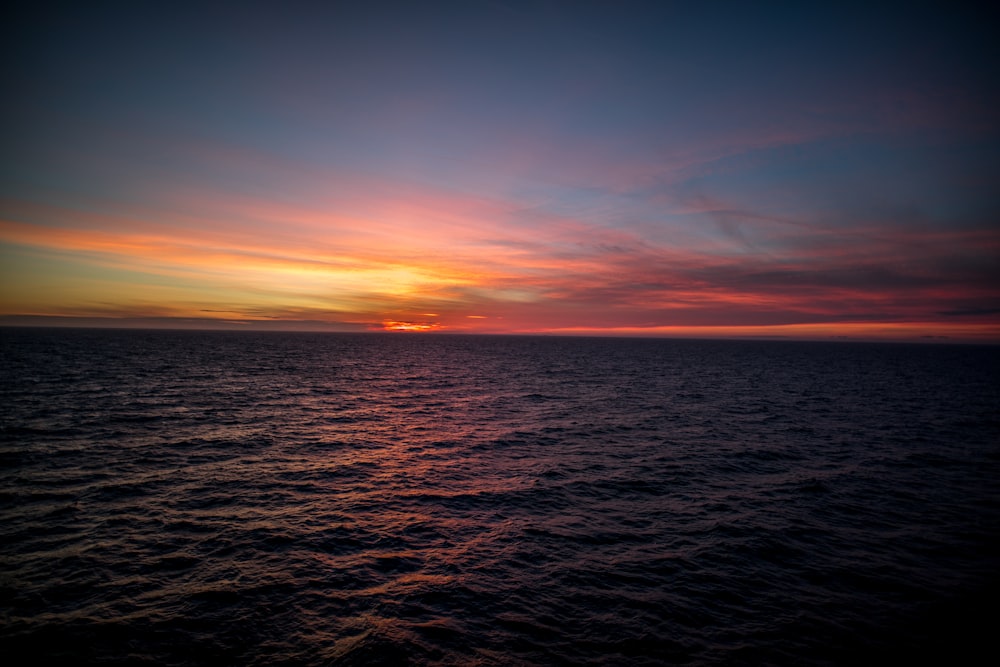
xmin=381 ymin=320 xmax=444 ymax=332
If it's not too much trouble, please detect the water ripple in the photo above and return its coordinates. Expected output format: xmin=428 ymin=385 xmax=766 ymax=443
xmin=2 ymin=329 xmax=999 ymax=665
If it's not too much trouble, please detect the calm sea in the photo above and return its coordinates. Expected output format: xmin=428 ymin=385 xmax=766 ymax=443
xmin=2 ymin=328 xmax=998 ymax=665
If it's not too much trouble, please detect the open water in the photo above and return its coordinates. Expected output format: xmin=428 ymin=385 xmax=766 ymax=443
xmin=1 ymin=328 xmax=999 ymax=665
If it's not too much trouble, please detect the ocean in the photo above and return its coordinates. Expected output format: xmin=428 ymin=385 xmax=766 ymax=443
xmin=2 ymin=328 xmax=998 ymax=665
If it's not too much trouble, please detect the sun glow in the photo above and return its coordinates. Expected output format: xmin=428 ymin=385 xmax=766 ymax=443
xmin=380 ymin=320 xmax=443 ymax=332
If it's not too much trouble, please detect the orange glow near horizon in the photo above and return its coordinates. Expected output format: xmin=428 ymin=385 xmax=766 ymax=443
xmin=527 ymin=321 xmax=1000 ymax=343
xmin=2 ymin=150 xmax=998 ymax=343
xmin=381 ymin=320 xmax=445 ymax=332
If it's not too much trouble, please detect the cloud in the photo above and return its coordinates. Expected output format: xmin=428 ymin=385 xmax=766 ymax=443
xmin=938 ymin=307 xmax=1000 ymax=318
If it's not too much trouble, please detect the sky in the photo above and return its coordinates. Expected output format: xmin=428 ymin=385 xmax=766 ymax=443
xmin=2 ymin=0 xmax=998 ymax=341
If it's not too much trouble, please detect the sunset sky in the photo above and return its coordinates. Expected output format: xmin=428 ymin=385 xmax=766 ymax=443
xmin=3 ymin=1 xmax=998 ymax=340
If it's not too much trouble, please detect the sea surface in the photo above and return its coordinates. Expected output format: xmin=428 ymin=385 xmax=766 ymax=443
xmin=2 ymin=328 xmax=999 ymax=666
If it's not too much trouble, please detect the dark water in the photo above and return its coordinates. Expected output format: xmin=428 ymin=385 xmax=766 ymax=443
xmin=2 ymin=328 xmax=999 ymax=666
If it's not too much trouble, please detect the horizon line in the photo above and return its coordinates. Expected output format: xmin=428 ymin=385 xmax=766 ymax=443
xmin=2 ymin=314 xmax=998 ymax=345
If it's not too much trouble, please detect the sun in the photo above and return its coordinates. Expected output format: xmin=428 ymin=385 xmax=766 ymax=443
xmin=381 ymin=320 xmax=443 ymax=332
